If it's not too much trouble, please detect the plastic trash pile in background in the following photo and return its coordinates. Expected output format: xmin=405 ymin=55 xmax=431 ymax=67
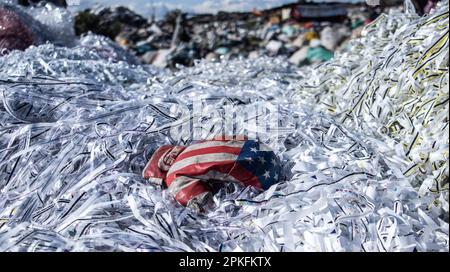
xmin=0 ymin=2 xmax=75 ymax=54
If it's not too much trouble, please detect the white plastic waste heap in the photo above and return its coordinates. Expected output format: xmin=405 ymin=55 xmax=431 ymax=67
xmin=292 ymin=0 xmax=449 ymax=213
xmin=0 ymin=1 xmax=448 ymax=252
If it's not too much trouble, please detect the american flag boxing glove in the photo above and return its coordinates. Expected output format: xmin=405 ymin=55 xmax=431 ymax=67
xmin=143 ymin=139 xmax=281 ymax=209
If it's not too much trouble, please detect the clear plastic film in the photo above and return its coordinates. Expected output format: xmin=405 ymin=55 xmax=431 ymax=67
xmin=0 ymin=1 xmax=448 ymax=252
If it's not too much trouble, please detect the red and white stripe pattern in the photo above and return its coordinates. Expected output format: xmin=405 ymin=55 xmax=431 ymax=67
xmin=164 ymin=140 xmax=262 ymax=206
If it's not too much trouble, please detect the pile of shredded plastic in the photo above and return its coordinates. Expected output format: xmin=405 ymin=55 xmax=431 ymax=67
xmin=293 ymin=0 xmax=449 ymax=219
xmin=0 ymin=1 xmax=448 ymax=251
